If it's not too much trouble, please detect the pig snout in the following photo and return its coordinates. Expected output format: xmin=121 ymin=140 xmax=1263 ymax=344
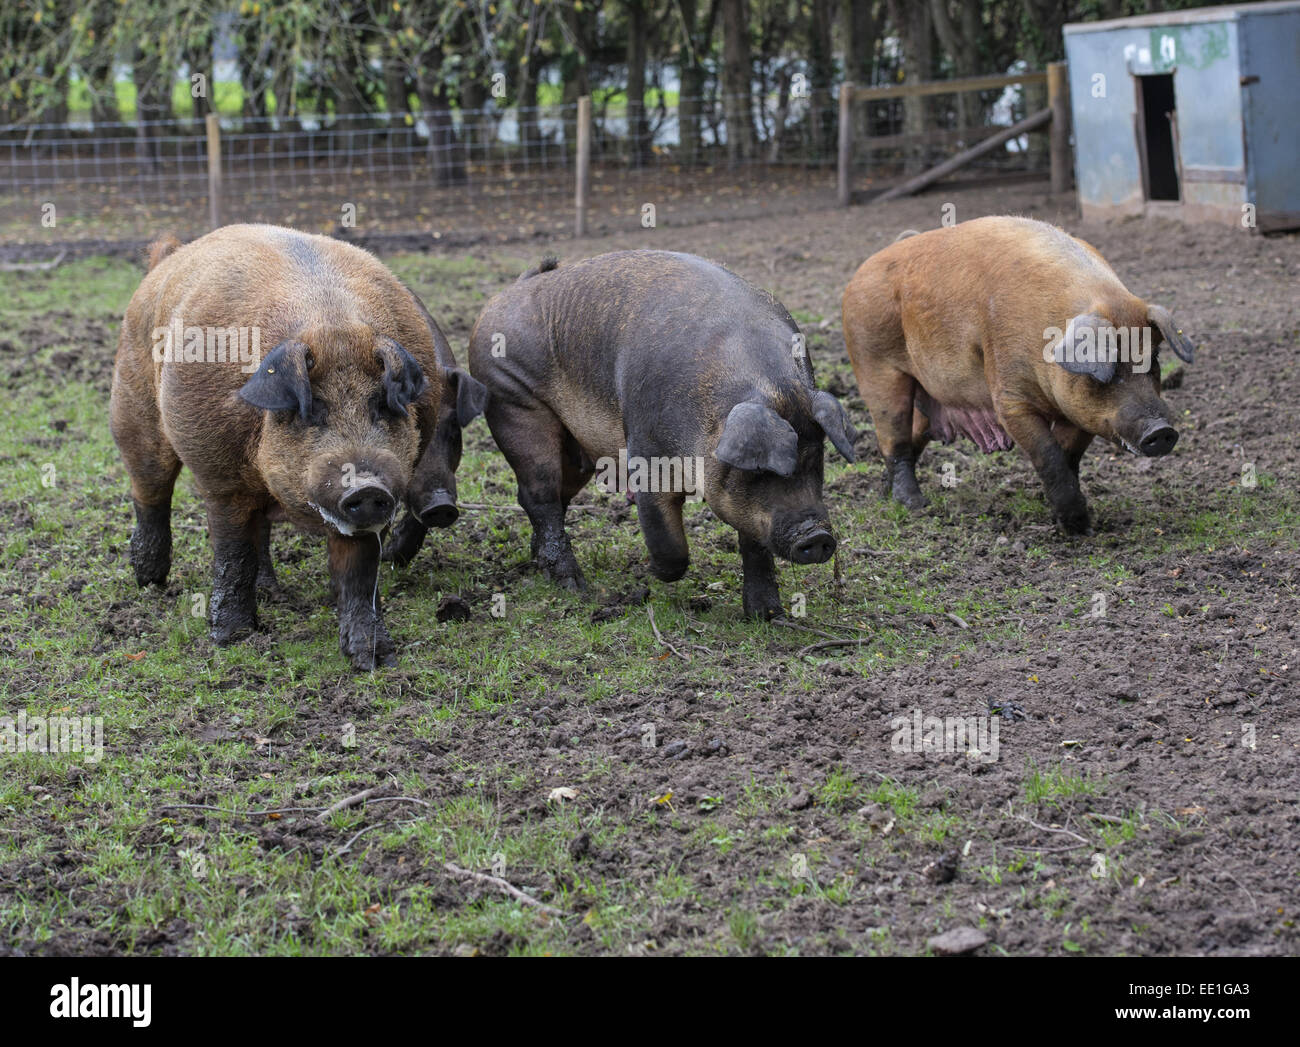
xmin=772 ymin=514 xmax=837 ymax=565
xmin=1138 ymin=420 xmax=1178 ymax=457
xmin=305 ymin=455 xmax=406 ymax=536
xmin=417 ymin=488 xmax=459 ymax=528
xmin=340 ymin=481 xmax=397 ymax=530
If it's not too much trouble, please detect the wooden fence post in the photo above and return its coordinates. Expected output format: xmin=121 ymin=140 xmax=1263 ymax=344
xmin=574 ymin=96 xmax=591 ymax=237
xmin=1048 ymin=62 xmax=1071 ymax=195
xmin=838 ymin=83 xmax=853 ymax=207
xmin=205 ymin=113 xmax=222 ymax=229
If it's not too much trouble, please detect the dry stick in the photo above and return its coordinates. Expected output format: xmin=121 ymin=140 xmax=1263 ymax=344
xmin=0 ymin=250 xmax=66 ymax=272
xmin=444 ymin=861 xmax=565 ymax=918
xmin=648 ymin=605 xmax=690 ymax=662
xmin=316 ymin=786 xmax=386 ymax=823
xmin=1013 ymin=813 xmax=1091 ymax=845
xmin=159 ymin=803 xmax=321 ymax=817
xmin=458 ymin=501 xmax=614 ymax=515
xmin=795 ymin=637 xmax=871 ymax=659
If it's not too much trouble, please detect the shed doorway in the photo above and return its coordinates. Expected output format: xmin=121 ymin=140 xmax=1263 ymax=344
xmin=1136 ymin=73 xmax=1180 ymax=201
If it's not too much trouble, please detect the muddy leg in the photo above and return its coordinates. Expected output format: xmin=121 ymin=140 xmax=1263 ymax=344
xmin=739 ymin=536 xmax=782 ymax=620
xmin=125 ymin=466 xmax=180 ymax=587
xmin=636 ymin=492 xmax=689 ymax=582
xmin=860 ymin=364 xmax=926 ymax=510
xmin=329 ymin=531 xmax=397 ymax=670
xmin=1002 ymin=407 xmax=1091 ymax=535
xmin=488 ymin=399 xmax=585 ymax=591
xmin=207 ymin=505 xmax=260 ymax=645
xmin=255 ymin=515 xmax=279 ymax=591
xmin=1053 ymin=422 xmax=1094 ymax=479
xmin=382 ymin=512 xmax=430 ymax=567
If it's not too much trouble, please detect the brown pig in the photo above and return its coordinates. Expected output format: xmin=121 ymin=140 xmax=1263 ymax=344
xmin=110 ymin=224 xmax=445 ymax=669
xmin=842 ymin=216 xmax=1195 ymax=534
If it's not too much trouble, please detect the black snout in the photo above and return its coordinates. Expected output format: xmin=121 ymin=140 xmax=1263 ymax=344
xmin=340 ymin=482 xmax=396 ymax=530
xmin=791 ymin=530 xmax=837 ymax=565
xmin=418 ymin=489 xmax=459 ymax=528
xmin=1139 ymin=422 xmax=1178 ymax=457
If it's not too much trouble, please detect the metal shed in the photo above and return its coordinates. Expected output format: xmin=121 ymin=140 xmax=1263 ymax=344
xmin=1063 ymin=1 xmax=1300 ymax=232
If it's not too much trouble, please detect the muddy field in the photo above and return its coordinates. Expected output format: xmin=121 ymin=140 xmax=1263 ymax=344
xmin=1 ymin=182 xmax=1297 ymax=956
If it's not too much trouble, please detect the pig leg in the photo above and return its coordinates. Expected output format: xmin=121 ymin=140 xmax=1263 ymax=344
xmin=255 ymin=516 xmax=279 ymax=591
xmin=329 ymin=532 xmax=398 ymax=670
xmin=1052 ymin=422 xmax=1093 ymax=478
xmin=636 ymin=492 xmax=690 ymax=581
xmin=382 ymin=513 xmax=429 ymax=567
xmin=206 ymin=504 xmax=261 ymax=644
xmin=1000 ymin=407 xmax=1091 ymax=535
xmin=739 ymin=536 xmax=783 ymax=620
xmin=116 ymin=421 xmax=181 ymax=586
xmin=858 ymin=364 xmax=926 ymax=510
xmin=488 ymin=400 xmax=585 ymax=591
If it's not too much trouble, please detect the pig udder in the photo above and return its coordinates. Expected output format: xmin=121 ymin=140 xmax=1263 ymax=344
xmin=916 ymin=388 xmax=1013 ymax=453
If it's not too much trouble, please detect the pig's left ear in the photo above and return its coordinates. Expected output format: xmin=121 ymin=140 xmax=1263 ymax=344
xmin=238 ymin=340 xmax=313 ymax=420
xmin=1050 ymin=313 xmax=1117 ymax=384
xmin=376 ymin=337 xmax=428 ymax=413
xmin=449 ymin=368 xmax=488 ymax=427
xmin=715 ymin=402 xmax=799 ymax=476
xmin=1147 ymin=305 xmax=1195 ymax=364
xmin=811 ymin=390 xmax=858 ymax=463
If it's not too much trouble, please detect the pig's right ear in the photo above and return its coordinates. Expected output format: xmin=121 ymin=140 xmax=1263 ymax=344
xmin=1049 ymin=313 xmax=1117 ymax=384
xmin=238 ymin=341 xmax=313 ymax=420
xmin=811 ymin=390 xmax=858 ymax=463
xmin=449 ymin=368 xmax=488 ymax=426
xmin=1147 ymin=304 xmax=1195 ymax=364
xmin=715 ymin=402 xmax=798 ymax=477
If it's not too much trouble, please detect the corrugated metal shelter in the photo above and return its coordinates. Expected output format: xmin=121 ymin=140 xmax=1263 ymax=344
xmin=1064 ymin=1 xmax=1300 ymax=232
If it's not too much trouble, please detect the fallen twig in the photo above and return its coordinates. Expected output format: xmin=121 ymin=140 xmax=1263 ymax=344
xmin=796 ymin=638 xmax=871 ymax=659
xmin=316 ymin=786 xmax=386 ymax=822
xmin=158 ymin=803 xmax=320 ymax=818
xmin=648 ymin=605 xmax=690 ymax=662
xmin=1013 ymin=813 xmax=1090 ymax=844
xmin=444 ymin=861 xmax=565 ymax=917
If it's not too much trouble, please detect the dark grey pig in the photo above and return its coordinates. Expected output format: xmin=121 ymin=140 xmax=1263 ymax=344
xmin=382 ymin=284 xmax=488 ymax=565
xmin=467 ymin=250 xmax=857 ymax=619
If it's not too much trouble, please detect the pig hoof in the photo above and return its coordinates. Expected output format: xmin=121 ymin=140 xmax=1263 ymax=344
xmin=340 ymin=623 xmax=398 ymax=670
xmin=543 ymin=561 xmax=586 ymax=592
xmin=1056 ymin=509 xmax=1093 ymax=536
xmin=743 ymin=597 xmax=783 ymax=621
xmin=210 ymin=617 xmax=258 ymax=646
xmin=648 ymin=557 xmax=689 ymax=583
xmin=130 ymin=537 xmax=171 ymax=586
xmin=892 ymin=489 xmax=928 ymax=511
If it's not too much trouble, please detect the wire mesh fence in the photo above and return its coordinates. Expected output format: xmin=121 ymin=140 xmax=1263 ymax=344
xmin=0 ymin=85 xmax=1051 ymax=251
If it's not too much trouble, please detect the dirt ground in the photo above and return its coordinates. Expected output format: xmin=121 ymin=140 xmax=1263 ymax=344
xmin=2 ymin=180 xmax=1297 ymax=956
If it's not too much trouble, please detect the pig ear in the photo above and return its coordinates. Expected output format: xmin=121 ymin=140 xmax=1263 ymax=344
xmin=811 ymin=390 xmax=857 ymax=463
xmin=376 ymin=337 xmax=427 ymax=413
xmin=1147 ymin=304 xmax=1195 ymax=364
xmin=1049 ymin=313 xmax=1117 ymax=384
xmin=450 ymin=368 xmax=488 ymax=427
xmin=715 ymin=402 xmax=798 ymax=477
xmin=238 ymin=340 xmax=312 ymax=420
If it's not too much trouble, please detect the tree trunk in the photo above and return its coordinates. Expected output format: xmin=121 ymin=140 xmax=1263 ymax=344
xmin=416 ymin=83 xmax=467 ymax=186
xmin=808 ymin=0 xmax=835 ymax=161
xmin=719 ymin=0 xmax=754 ymax=164
xmin=887 ymin=0 xmax=933 ymax=173
xmin=626 ymin=0 xmax=651 ymax=167
xmin=676 ymin=0 xmax=716 ymax=166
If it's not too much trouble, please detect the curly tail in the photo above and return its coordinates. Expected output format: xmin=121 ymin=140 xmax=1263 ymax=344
xmin=146 ymin=235 xmax=183 ymax=272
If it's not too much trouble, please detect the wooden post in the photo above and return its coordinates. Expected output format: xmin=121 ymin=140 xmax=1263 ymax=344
xmin=205 ymin=113 xmax=222 ymax=229
xmin=1048 ymin=61 xmax=1071 ymax=195
xmin=837 ymin=83 xmax=853 ymax=207
xmin=574 ymin=95 xmax=591 ymax=237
